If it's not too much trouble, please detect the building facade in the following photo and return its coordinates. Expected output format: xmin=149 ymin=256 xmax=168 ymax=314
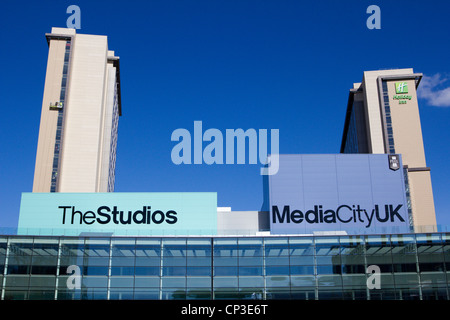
xmin=1 ymin=233 xmax=449 ymax=300
xmin=33 ymin=28 xmax=122 ymax=193
xmin=18 ymin=27 xmax=447 ymax=301
xmin=341 ymin=69 xmax=436 ymax=232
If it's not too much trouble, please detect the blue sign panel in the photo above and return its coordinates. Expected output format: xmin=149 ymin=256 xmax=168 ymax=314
xmin=18 ymin=192 xmax=217 ymax=236
xmin=268 ymin=154 xmax=410 ymax=235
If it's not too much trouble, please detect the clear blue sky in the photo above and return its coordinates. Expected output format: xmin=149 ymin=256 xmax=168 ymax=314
xmin=1 ymin=0 xmax=450 ymax=229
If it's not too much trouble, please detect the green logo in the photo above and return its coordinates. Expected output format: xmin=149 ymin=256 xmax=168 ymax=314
xmin=395 ymin=82 xmax=408 ymax=94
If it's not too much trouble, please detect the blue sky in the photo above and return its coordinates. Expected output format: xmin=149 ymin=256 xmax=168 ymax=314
xmin=1 ymin=0 xmax=450 ymax=229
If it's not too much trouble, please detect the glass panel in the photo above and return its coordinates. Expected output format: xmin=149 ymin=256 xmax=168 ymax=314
xmin=265 ymin=256 xmax=290 ymax=265
xmin=265 ymin=238 xmax=289 ymax=257
xmin=317 ymin=275 xmax=342 ymax=287
xmin=365 ymin=235 xmax=391 ymax=255
xmin=266 ymin=276 xmax=289 ymax=287
xmin=135 ymin=266 xmax=160 ymax=276
xmin=266 ymin=266 xmax=289 ymax=275
xmin=187 ymin=266 xmax=211 ymax=276
xmin=163 ymin=266 xmax=186 ymax=276
xmin=213 ymin=256 xmax=237 ymax=266
xmin=31 ymin=265 xmax=57 ymax=275
xmin=161 ymin=288 xmax=186 ymax=300
xmin=60 ymin=240 xmax=84 ymax=256
xmin=238 ymin=276 xmax=264 ymax=288
xmin=213 ymin=238 xmax=238 ymax=257
xmin=81 ymin=276 xmax=108 ymax=288
xmin=111 ymin=257 xmax=135 ymax=266
xmin=315 ymin=237 xmax=341 ymax=256
xmin=421 ymin=286 xmax=448 ymax=300
xmin=214 ymin=266 xmax=238 ymax=276
xmin=3 ymin=290 xmax=29 ymax=300
xmin=109 ymin=289 xmax=134 ymax=300
xmin=110 ymin=276 xmax=134 ymax=288
xmin=214 ymin=277 xmax=238 ymax=288
xmin=29 ymin=290 xmax=55 ymax=300
xmin=317 ymin=264 xmax=341 ymax=275
xmin=29 ymin=275 xmax=56 ymax=287
xmin=238 ymin=256 xmax=263 ymax=266
xmin=111 ymin=266 xmax=135 ymax=276
xmin=163 ymin=257 xmax=186 ymax=266
xmin=83 ymin=266 xmax=109 ymax=276
xmin=7 ymin=265 xmax=30 ymax=274
xmin=290 ymin=265 xmax=314 ymax=275
xmin=186 ymin=276 xmax=211 ymax=288
xmin=394 ymin=273 xmax=419 ymax=286
xmin=135 ymin=256 xmax=160 ymax=267
xmin=134 ymin=276 xmax=160 ymax=288
xmin=290 ymin=255 xmax=314 ymax=265
xmin=340 ymin=236 xmax=365 ymax=256
xmin=317 ymin=290 xmax=343 ymax=300
xmin=134 ymin=289 xmax=160 ymax=299
xmin=84 ymin=238 xmax=110 ymax=245
xmin=289 ymin=237 xmax=314 ymax=256
xmin=111 ymin=245 xmax=135 ymax=257
xmin=238 ymin=238 xmax=262 ymax=256
xmin=342 ymin=274 xmax=367 ymax=287
xmin=84 ymin=245 xmax=110 ymax=257
xmin=4 ymin=275 xmax=30 ymax=287
xmin=187 ymin=256 xmax=211 ymax=266
xmin=81 ymin=288 xmax=108 ymax=300
xmin=239 ymin=266 xmax=263 ymax=276
xmin=161 ymin=277 xmax=186 ymax=288
xmin=187 ymin=289 xmax=211 ymax=300
xmin=420 ymin=272 xmax=446 ymax=285
xmin=342 ymin=264 xmax=365 ymax=274
xmin=290 ymin=275 xmax=315 ymax=287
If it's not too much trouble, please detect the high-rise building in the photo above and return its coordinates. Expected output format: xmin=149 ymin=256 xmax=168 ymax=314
xmin=32 ymin=28 xmax=122 ymax=193
xmin=340 ymin=69 xmax=436 ymax=231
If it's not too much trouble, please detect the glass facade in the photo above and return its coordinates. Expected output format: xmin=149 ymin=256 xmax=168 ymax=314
xmin=107 ymin=79 xmax=119 ymax=192
xmin=1 ymin=233 xmax=450 ymax=300
xmin=342 ymin=98 xmax=369 ymax=154
xmin=343 ymin=106 xmax=359 ymax=154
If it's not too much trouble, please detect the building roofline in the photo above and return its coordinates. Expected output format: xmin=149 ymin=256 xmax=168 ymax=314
xmin=46 ymin=32 xmax=122 ymax=117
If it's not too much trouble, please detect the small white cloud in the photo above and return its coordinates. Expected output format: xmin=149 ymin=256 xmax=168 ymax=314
xmin=418 ymin=73 xmax=450 ymax=107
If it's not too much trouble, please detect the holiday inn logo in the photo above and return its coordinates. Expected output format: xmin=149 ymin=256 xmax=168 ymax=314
xmin=393 ymin=82 xmax=412 ymax=104
xmin=395 ymin=82 xmax=408 ymax=94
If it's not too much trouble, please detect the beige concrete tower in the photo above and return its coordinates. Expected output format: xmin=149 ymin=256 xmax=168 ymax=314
xmin=33 ymin=27 xmax=122 ymax=193
xmin=341 ymin=68 xmax=436 ymax=232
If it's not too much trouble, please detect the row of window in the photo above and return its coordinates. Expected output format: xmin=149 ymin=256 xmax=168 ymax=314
xmin=6 ymin=287 xmax=446 ymax=300
xmin=2 ymin=278 xmax=449 ymax=300
xmin=2 ymin=262 xmax=449 ymax=277
xmin=50 ymin=41 xmax=72 ymax=192
xmin=382 ymin=81 xmax=396 ymax=154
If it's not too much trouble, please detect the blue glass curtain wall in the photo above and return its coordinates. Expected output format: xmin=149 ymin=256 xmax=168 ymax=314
xmin=0 ymin=233 xmax=449 ymax=300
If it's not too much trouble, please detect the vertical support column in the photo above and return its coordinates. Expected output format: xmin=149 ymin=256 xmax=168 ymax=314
xmin=313 ymin=237 xmax=318 ymax=300
xmin=106 ymin=238 xmax=113 ymax=300
xmin=262 ymin=238 xmax=266 ymax=300
xmin=210 ymin=238 xmax=214 ymax=300
xmin=54 ymin=237 xmax=62 ymax=300
xmin=363 ymin=236 xmax=370 ymax=300
xmin=1 ymin=237 xmax=10 ymax=300
xmin=159 ymin=240 xmax=163 ymax=300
